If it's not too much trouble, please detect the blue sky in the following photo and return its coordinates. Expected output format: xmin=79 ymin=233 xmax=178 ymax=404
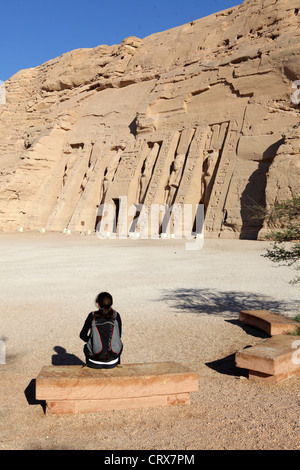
xmin=0 ymin=0 xmax=242 ymax=81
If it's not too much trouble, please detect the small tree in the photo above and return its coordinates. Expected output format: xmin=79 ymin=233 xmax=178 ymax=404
xmin=262 ymin=197 xmax=300 ymax=286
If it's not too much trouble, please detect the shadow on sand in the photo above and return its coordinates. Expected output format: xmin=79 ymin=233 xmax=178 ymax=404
xmin=157 ymin=287 xmax=294 ymax=319
xmin=24 ymin=346 xmax=85 ymax=411
xmin=158 ymin=287 xmax=283 ymax=377
xmin=51 ymin=346 xmax=84 ymax=366
xmin=205 ymin=353 xmax=249 ymax=378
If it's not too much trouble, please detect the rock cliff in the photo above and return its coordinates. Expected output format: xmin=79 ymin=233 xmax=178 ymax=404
xmin=0 ymin=0 xmax=299 ymax=238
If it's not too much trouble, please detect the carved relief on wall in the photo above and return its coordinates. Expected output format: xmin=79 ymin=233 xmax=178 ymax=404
xmin=112 ymin=140 xmax=145 ymax=183
xmin=93 ymin=122 xmax=233 ymax=237
xmin=136 ymin=112 xmax=158 ymax=134
xmin=62 ymin=142 xmax=85 ymax=188
xmin=162 ymin=128 xmax=195 ymax=208
xmin=45 ymin=139 xmax=98 ymax=231
xmin=199 ymin=122 xmax=229 ymax=211
xmin=164 ymin=153 xmax=186 ymax=206
xmin=100 ymin=143 xmax=125 ymax=204
xmin=200 ymin=149 xmax=220 ymax=209
xmin=137 ymin=141 xmax=161 ymax=203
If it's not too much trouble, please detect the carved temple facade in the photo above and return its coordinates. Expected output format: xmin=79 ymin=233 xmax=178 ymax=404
xmin=0 ymin=0 xmax=299 ymax=238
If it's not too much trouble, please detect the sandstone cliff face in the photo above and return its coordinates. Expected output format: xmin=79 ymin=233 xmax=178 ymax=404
xmin=0 ymin=0 xmax=299 ymax=238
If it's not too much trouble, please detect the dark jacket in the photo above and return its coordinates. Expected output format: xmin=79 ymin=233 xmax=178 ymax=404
xmin=80 ymin=309 xmax=123 ymax=369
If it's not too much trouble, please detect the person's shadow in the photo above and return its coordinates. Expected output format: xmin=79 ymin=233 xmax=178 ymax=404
xmin=24 ymin=347 xmax=85 ymax=411
xmin=51 ymin=346 xmax=85 ymax=366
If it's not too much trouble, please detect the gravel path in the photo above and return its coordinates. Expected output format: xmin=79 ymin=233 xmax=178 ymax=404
xmin=0 ymin=232 xmax=299 ymax=450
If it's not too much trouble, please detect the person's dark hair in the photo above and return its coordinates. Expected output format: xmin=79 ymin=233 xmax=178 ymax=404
xmin=95 ymin=292 xmax=113 ymax=317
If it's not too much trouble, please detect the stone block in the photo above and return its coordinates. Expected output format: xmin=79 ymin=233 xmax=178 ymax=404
xmin=35 ymin=362 xmax=199 ymax=414
xmin=235 ymin=335 xmax=300 ymax=383
xmin=239 ymin=310 xmax=298 ymax=336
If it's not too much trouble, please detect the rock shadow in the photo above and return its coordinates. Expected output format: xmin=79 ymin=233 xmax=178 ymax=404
xmin=24 ymin=379 xmax=45 ymax=412
xmin=239 ymin=138 xmax=283 ymax=240
xmin=225 ymin=318 xmax=269 ymax=338
xmin=206 ymin=353 xmax=249 ymax=378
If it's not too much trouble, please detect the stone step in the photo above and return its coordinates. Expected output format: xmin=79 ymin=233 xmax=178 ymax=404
xmin=239 ymin=310 xmax=299 ymax=335
xmin=46 ymin=393 xmax=191 ymax=415
xmin=235 ymin=335 xmax=300 ymax=383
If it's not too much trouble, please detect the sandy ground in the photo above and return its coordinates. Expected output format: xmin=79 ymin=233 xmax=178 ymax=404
xmin=0 ymin=232 xmax=299 ymax=451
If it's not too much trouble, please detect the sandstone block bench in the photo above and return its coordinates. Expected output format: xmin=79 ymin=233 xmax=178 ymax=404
xmin=239 ymin=310 xmax=299 ymax=336
xmin=35 ymin=361 xmax=199 ymax=414
xmin=235 ymin=335 xmax=300 ymax=384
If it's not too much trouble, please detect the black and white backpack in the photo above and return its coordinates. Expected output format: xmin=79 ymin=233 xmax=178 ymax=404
xmin=86 ymin=310 xmax=122 ymax=362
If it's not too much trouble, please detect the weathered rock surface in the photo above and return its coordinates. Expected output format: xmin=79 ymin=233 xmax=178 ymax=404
xmin=0 ymin=0 xmax=299 ymax=238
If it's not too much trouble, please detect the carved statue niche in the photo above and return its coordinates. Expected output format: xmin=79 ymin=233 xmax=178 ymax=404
xmin=62 ymin=142 xmax=85 ymax=188
xmin=164 ymin=153 xmax=186 ymax=206
xmin=201 ymin=149 xmax=219 ymax=209
xmin=79 ymin=141 xmax=96 ymax=194
xmin=138 ymin=142 xmax=160 ymax=203
xmin=100 ymin=144 xmax=125 ymax=204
